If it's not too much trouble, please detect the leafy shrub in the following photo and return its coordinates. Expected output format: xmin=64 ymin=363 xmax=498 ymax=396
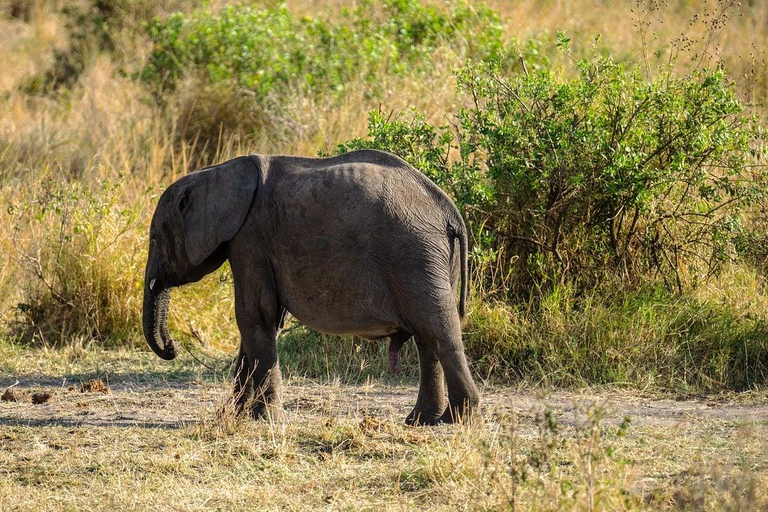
xmin=461 ymin=57 xmax=764 ymax=292
xmin=141 ymin=0 xmax=503 ymax=104
xmin=339 ymin=49 xmax=765 ymax=294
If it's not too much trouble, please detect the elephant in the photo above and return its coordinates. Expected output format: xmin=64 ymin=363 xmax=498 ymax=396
xmin=142 ymin=149 xmax=480 ymax=425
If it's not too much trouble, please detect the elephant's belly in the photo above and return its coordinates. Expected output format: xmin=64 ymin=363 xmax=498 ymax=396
xmin=293 ymin=316 xmax=401 ymax=339
xmin=288 ymin=310 xmax=402 ymax=338
xmin=277 ymin=271 xmax=404 ymax=338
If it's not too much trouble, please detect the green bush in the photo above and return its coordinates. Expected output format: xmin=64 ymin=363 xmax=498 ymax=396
xmin=338 ymin=50 xmax=765 ymax=294
xmin=141 ymin=0 xmax=503 ymax=101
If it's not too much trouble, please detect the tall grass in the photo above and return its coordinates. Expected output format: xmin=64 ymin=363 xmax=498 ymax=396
xmin=490 ymin=0 xmax=768 ymax=105
xmin=466 ymin=268 xmax=768 ymax=391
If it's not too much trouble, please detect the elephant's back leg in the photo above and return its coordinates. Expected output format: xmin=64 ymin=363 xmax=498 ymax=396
xmin=406 ymin=335 xmax=447 ymax=425
xmin=387 ymin=331 xmax=411 ymax=376
xmin=402 ymin=290 xmax=480 ymax=423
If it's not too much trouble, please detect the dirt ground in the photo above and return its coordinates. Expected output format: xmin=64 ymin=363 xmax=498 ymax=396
xmin=2 ymin=375 xmax=768 ymax=430
xmin=2 ymin=350 xmax=768 ymax=510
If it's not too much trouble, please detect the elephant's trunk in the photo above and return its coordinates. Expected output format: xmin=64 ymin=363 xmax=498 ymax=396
xmin=142 ymin=282 xmax=179 ymax=361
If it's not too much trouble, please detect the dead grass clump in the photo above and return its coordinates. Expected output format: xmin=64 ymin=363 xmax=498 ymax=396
xmin=167 ymin=76 xmax=287 ymax=165
xmin=358 ymin=415 xmax=392 ymax=436
xmin=80 ymin=379 xmax=110 ymax=394
xmin=0 ymin=0 xmax=65 ymax=94
xmin=8 ymin=176 xmax=147 ymax=346
xmin=1 ymin=388 xmax=27 ymax=402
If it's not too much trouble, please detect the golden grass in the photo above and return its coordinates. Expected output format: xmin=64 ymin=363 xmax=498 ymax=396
xmin=1 ymin=344 xmax=767 ymax=510
xmin=489 ymin=0 xmax=768 ymax=104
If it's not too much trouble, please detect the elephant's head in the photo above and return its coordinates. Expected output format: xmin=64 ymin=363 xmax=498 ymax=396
xmin=143 ymin=156 xmax=259 ymax=360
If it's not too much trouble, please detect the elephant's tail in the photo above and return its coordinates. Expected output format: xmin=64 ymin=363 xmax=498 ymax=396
xmin=456 ymin=223 xmax=468 ymax=320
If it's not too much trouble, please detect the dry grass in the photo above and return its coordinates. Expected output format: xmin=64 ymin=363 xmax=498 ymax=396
xmin=490 ymin=0 xmax=768 ymax=102
xmin=1 ymin=345 xmax=767 ymax=510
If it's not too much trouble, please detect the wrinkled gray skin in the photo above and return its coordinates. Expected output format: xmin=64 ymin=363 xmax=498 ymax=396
xmin=143 ymin=149 xmax=480 ymax=425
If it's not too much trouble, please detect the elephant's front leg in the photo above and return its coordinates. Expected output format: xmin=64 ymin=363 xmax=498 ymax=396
xmin=234 ymin=326 xmax=282 ymax=419
xmin=231 ymin=263 xmax=283 ymax=419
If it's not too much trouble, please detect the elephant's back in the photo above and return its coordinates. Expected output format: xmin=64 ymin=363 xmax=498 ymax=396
xmin=266 ymin=150 xmax=455 ymax=231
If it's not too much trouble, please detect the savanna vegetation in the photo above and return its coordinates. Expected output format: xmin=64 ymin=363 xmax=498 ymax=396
xmin=2 ymin=0 xmax=767 ymax=391
xmin=2 ymin=0 xmax=768 ymax=509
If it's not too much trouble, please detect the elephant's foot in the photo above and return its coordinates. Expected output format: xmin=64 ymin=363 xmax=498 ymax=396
xmin=232 ymin=384 xmax=283 ymax=421
xmin=232 ymin=384 xmax=282 ymax=420
xmin=232 ymin=362 xmax=283 ymax=420
xmin=405 ymin=407 xmax=444 ymax=426
xmin=250 ymin=401 xmax=285 ymax=421
xmin=437 ymin=398 xmax=481 ymax=425
xmin=231 ymin=394 xmax=284 ymax=420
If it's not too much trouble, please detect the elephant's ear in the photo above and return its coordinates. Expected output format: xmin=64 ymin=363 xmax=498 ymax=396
xmin=180 ymin=156 xmax=259 ymax=266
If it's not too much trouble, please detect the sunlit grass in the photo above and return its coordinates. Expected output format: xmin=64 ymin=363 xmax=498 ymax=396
xmin=1 ymin=343 xmax=767 ymax=510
